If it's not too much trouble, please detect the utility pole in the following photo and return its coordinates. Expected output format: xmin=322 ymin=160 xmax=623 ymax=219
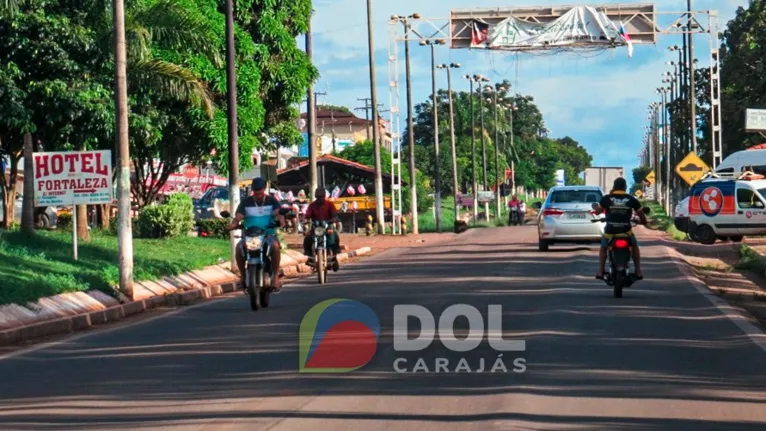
xmin=113 ymin=0 xmax=134 ymax=297
xmin=489 ymin=85 xmax=505 ymax=220
xmin=464 ymin=74 xmax=479 ymax=224
xmin=478 ymin=77 xmax=489 ymax=222
xmin=437 ymin=62 xmax=460 ymax=229
xmin=392 ymin=14 xmax=420 ymax=234
xmin=225 ymin=0 xmax=240 ymax=273
xmin=356 ymin=98 xmax=371 ymax=140
xmin=508 ymin=103 xmax=517 ymax=196
xmin=355 ymin=98 xmax=383 ymax=141
xmin=306 ymin=15 xmax=318 ymax=198
xmin=423 ymin=39 xmax=444 ymax=233
xmin=687 ymin=0 xmax=697 ymax=154
xmin=366 ymin=0 xmax=385 ymax=234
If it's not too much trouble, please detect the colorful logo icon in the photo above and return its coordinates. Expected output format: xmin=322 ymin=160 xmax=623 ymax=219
xmin=700 ymin=186 xmax=723 ymax=217
xmin=299 ymin=299 xmax=380 ymax=373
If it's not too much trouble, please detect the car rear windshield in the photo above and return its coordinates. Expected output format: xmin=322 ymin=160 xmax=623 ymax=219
xmin=549 ymin=190 xmax=603 ymax=204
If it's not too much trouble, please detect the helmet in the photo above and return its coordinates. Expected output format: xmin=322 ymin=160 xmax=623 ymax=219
xmin=251 ymin=177 xmax=267 ymax=191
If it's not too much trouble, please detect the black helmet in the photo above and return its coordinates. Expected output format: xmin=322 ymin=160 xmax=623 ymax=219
xmin=613 ymin=177 xmax=627 ymax=191
xmin=251 ymin=177 xmax=267 ymax=191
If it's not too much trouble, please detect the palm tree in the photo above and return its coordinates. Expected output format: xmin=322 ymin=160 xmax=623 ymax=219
xmin=84 ymin=0 xmax=223 ymax=238
xmin=95 ymin=0 xmax=222 ymax=117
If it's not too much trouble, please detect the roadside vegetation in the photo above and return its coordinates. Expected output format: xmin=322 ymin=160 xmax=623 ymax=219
xmin=734 ymin=244 xmax=766 ymax=273
xmin=642 ymin=200 xmax=687 ymax=241
xmin=0 ymin=228 xmax=230 ymax=306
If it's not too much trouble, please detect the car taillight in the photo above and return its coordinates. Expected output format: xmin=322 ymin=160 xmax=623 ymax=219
xmin=614 ymin=239 xmax=629 ymax=249
xmin=543 ymin=208 xmax=563 ymax=216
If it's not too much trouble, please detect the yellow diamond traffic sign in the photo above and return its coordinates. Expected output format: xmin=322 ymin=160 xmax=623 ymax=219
xmin=634 ymin=189 xmax=643 ymax=198
xmin=675 ymin=151 xmax=710 ymax=186
xmin=645 ymin=170 xmax=656 ymax=185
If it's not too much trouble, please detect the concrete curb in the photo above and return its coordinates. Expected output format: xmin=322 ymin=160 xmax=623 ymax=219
xmin=0 ymin=246 xmax=371 ymax=347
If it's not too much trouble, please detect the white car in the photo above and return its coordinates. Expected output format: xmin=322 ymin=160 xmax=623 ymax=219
xmin=535 ymin=186 xmax=605 ymax=251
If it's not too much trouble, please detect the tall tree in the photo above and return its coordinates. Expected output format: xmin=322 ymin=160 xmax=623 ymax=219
xmin=720 ymin=1 xmax=766 ymax=155
xmin=404 ymin=80 xmax=590 ymax=195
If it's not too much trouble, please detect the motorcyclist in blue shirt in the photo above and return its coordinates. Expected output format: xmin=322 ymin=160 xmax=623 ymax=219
xmin=225 ymin=177 xmax=285 ymax=292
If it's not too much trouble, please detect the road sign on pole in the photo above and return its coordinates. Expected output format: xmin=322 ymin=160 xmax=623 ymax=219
xmin=634 ymin=189 xmax=643 ymax=198
xmin=645 ymin=170 xmax=655 ymax=185
xmin=675 ymin=151 xmax=710 ymax=186
xmin=477 ymin=191 xmax=494 ymax=203
xmin=745 ymin=108 xmax=766 ymax=132
xmin=33 ymin=150 xmax=114 ymax=260
xmin=33 ymin=150 xmax=114 ymax=206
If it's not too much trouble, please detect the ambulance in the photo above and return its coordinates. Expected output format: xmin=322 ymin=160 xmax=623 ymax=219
xmin=680 ymin=172 xmax=766 ymax=244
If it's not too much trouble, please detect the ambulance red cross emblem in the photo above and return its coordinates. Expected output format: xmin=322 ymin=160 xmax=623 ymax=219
xmin=699 ymin=186 xmax=724 ymax=217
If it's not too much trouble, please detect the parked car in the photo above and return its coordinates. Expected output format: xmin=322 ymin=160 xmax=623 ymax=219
xmin=0 ymin=190 xmax=58 ymax=228
xmin=534 ymin=186 xmax=605 ymax=251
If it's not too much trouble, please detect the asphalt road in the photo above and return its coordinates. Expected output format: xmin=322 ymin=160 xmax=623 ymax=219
xmin=1 ymin=226 xmax=766 ymax=430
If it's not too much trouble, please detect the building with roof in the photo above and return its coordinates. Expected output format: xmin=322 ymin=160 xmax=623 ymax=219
xmin=297 ymin=108 xmax=393 ymax=156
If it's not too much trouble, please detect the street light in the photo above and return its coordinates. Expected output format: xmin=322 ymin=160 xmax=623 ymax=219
xmin=420 ymin=38 xmax=446 ymax=232
xmin=483 ymin=84 xmax=506 ymax=219
xmin=437 ymin=62 xmax=461 ymax=226
xmin=504 ymin=102 xmax=519 ymax=197
xmin=391 ymin=13 xmax=421 ymax=234
xmin=463 ymin=73 xmax=481 ymax=223
xmin=476 ymin=74 xmax=490 ymax=222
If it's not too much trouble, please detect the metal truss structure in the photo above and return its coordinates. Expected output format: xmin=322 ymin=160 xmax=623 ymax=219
xmin=386 ymin=5 xmax=724 ymax=223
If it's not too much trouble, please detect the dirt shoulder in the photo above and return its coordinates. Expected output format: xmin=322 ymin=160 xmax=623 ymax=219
xmin=663 ymin=232 xmax=766 ymax=331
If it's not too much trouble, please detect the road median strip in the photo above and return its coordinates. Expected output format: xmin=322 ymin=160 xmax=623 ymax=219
xmin=0 ymin=246 xmax=373 ymax=347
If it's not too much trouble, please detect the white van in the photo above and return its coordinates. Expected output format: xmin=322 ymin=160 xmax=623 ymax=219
xmin=678 ymin=173 xmax=766 ymax=244
xmin=713 ymin=149 xmax=766 ymax=176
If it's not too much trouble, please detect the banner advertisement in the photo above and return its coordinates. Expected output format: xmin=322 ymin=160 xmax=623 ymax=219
xmin=470 ymin=5 xmax=631 ymax=55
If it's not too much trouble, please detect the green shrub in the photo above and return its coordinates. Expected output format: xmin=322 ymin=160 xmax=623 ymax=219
xmin=57 ymin=212 xmax=73 ymax=229
xmin=135 ymin=193 xmax=195 ymax=239
xmin=197 ymin=218 xmax=229 ymax=239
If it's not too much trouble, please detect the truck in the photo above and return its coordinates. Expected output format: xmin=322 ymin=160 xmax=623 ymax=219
xmin=584 ymin=167 xmax=624 ymax=193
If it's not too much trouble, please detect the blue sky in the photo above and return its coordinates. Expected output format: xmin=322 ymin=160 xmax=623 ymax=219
xmin=299 ymin=0 xmax=748 ymax=186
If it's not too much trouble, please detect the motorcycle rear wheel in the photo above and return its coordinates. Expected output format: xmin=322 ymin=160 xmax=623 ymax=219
xmin=613 ymin=269 xmax=624 ymax=298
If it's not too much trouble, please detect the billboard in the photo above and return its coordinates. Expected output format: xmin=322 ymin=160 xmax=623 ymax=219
xmin=33 ymin=150 xmax=113 ymax=206
xmin=555 ymin=169 xmax=566 ymax=186
xmin=469 ymin=5 xmax=632 ymax=55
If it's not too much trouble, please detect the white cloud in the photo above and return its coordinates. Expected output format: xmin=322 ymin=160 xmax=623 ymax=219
xmin=307 ymin=0 xmax=749 ymax=177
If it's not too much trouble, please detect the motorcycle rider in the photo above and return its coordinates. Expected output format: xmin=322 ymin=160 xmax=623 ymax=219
xmin=225 ymin=177 xmax=285 ymax=293
xmin=593 ymin=177 xmax=647 ymax=280
xmin=303 ymin=187 xmax=341 ymax=270
xmin=508 ymin=194 xmax=521 ymax=225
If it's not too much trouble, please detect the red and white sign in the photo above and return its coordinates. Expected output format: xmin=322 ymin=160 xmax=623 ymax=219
xmin=144 ymin=172 xmax=226 ymax=199
xmin=33 ymin=150 xmax=113 ymax=206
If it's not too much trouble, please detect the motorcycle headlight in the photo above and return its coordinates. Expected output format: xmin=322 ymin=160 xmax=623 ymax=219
xmin=245 ymin=236 xmax=263 ymax=250
xmin=314 ymin=226 xmax=326 ymax=236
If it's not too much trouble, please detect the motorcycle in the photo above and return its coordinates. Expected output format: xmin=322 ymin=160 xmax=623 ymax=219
xmin=590 ymin=204 xmax=651 ymax=298
xmin=309 ymin=220 xmax=339 ymax=285
xmin=280 ymin=203 xmax=300 ymax=234
xmin=220 ymin=210 xmax=284 ymax=311
xmin=509 ymin=207 xmax=521 ymax=226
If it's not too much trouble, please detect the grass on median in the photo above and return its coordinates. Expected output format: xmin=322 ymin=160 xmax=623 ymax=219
xmin=734 ymin=244 xmax=766 ymax=272
xmin=417 ymin=196 xmax=509 ymax=232
xmin=0 ymin=228 xmax=231 ymax=306
xmin=642 ymin=200 xmax=687 ymax=241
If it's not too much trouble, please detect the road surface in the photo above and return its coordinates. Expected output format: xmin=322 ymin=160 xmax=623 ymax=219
xmin=1 ymin=226 xmax=765 ymax=430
